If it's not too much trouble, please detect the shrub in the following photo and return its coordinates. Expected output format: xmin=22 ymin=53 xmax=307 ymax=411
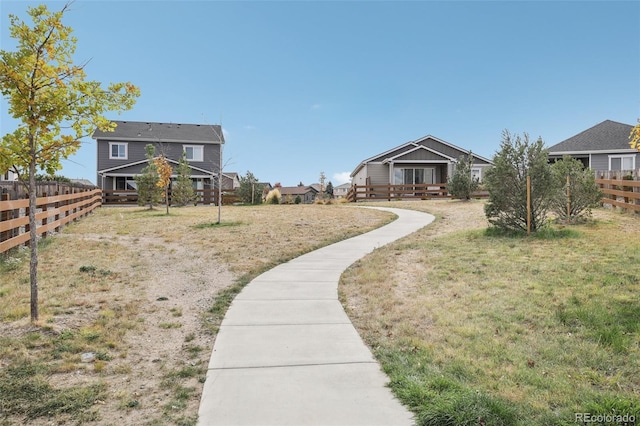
xmin=134 ymin=144 xmax=162 ymax=209
xmin=447 ymin=152 xmax=480 ymax=200
xmin=550 ymin=156 xmax=602 ymax=223
xmin=265 ymin=188 xmax=281 ymax=204
xmin=484 ymin=130 xmax=554 ymax=233
xmin=237 ymin=171 xmax=263 ymax=205
xmin=171 ymin=152 xmax=196 ymax=206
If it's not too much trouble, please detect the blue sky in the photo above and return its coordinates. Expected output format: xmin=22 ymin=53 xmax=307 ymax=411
xmin=2 ymin=0 xmax=639 ymax=186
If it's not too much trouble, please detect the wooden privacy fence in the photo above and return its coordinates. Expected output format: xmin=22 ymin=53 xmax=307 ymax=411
xmin=346 ymin=183 xmax=488 ymax=202
xmin=0 ymin=188 xmax=101 ymax=255
xmin=595 ymin=177 xmax=640 ymax=214
xmin=102 ymin=188 xmax=239 ymax=206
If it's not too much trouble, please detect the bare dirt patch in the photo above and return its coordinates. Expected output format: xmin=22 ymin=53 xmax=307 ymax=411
xmin=0 ymin=204 xmax=392 ymax=425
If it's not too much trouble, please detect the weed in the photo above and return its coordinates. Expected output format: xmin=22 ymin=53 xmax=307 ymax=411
xmin=158 ymin=322 xmax=182 ymax=329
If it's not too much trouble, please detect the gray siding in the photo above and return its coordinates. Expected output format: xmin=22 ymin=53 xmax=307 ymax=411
xmin=97 ymin=140 xmax=221 ymax=173
xmin=416 ymin=139 xmax=467 ymax=160
xmin=396 ymin=149 xmax=448 ymax=161
xmin=367 ymin=163 xmax=390 ymax=185
xmin=352 ymin=165 xmax=368 ymax=186
xmin=591 ymin=154 xmax=609 ymax=171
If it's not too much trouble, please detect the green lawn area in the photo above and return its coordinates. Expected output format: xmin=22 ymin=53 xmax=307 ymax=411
xmin=341 ymin=202 xmax=640 ymax=426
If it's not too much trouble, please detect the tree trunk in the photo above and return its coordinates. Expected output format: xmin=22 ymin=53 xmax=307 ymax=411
xmin=28 ymin=150 xmax=39 ymax=322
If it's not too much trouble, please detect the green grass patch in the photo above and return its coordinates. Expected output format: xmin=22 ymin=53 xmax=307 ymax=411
xmin=0 ymin=359 xmax=105 ymax=422
xmin=341 ymin=208 xmax=640 ymax=425
xmin=193 ymin=220 xmax=243 ymax=229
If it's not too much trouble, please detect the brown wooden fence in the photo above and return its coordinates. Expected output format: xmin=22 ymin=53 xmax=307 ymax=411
xmin=102 ymin=188 xmax=239 ymax=206
xmin=596 ymin=177 xmax=640 ymax=213
xmin=0 ymin=188 xmax=102 ymax=255
xmin=345 ymin=183 xmax=488 ymax=202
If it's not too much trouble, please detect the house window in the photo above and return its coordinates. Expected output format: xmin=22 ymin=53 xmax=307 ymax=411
xmin=184 ymin=145 xmax=204 ymax=162
xmin=114 ymin=177 xmax=137 ymax=190
xmin=109 ymin=143 xmax=128 ymax=159
xmin=471 ymin=168 xmax=482 ymax=182
xmin=394 ymin=168 xmax=435 ymax=185
xmin=609 ymin=155 xmax=635 ymax=171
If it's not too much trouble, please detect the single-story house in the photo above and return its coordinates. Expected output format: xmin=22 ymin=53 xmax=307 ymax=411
xmin=279 ymin=184 xmax=319 ymax=204
xmin=547 ymin=120 xmax=637 ymax=175
xmin=350 ymin=134 xmax=493 ymax=186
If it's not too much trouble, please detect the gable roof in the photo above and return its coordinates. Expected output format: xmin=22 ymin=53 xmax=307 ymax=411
xmin=279 ymin=185 xmax=319 ymax=196
xmin=547 ymin=120 xmax=634 ymax=154
xmin=351 ymin=134 xmax=492 ymax=177
xmin=92 ymin=120 xmax=224 ymax=144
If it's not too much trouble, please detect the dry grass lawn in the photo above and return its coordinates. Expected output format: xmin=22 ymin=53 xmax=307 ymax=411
xmin=0 ymin=203 xmax=393 ymax=425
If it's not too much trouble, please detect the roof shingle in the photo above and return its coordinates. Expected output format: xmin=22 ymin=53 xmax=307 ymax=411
xmin=92 ymin=120 xmax=224 ymax=144
xmin=547 ymin=120 xmax=633 ymax=153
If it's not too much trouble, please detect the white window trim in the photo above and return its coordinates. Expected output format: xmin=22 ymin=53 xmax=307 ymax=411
xmin=109 ymin=142 xmax=128 ymax=160
xmin=608 ymin=154 xmax=635 ymax=171
xmin=184 ymin=145 xmax=204 ymax=162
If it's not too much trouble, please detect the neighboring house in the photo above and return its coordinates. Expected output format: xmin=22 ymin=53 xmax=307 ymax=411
xmin=350 ymin=134 xmax=492 ymax=186
xmin=334 ymin=182 xmax=351 ymax=198
xmin=279 ymin=184 xmax=319 ymax=204
xmin=221 ymin=172 xmax=240 ymax=191
xmin=69 ymin=179 xmax=96 ymax=187
xmin=93 ymin=120 xmax=224 ymax=192
xmin=547 ymin=120 xmax=637 ymax=174
xmin=1 ymin=170 xmax=18 ymax=181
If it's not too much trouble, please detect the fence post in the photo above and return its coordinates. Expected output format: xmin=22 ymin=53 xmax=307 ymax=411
xmin=1 ymin=193 xmax=9 ymax=244
xmin=41 ymin=192 xmax=48 ymax=239
xmin=54 ymin=191 xmax=61 ymax=232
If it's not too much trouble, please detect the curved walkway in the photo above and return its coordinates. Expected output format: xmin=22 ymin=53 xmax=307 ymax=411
xmin=198 ymin=207 xmax=435 ymax=426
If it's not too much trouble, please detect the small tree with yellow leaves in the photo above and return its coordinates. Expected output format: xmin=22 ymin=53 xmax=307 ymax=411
xmin=155 ymin=155 xmax=172 ymax=214
xmin=630 ymin=120 xmax=640 ymax=152
xmin=0 ymin=2 xmax=139 ymax=321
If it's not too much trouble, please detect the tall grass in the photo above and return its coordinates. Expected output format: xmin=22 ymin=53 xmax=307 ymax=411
xmin=341 ymin=203 xmax=640 ymax=425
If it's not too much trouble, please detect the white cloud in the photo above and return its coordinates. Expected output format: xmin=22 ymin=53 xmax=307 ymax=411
xmin=332 ymin=172 xmax=351 ymax=185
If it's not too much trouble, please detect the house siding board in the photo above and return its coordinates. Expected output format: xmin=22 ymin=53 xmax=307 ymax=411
xmin=97 ymin=140 xmax=220 ymax=174
xmin=395 ymin=149 xmax=448 ymax=162
xmin=367 ymin=163 xmax=389 ymax=185
xmin=352 ymin=165 xmax=368 ymax=185
xmin=416 ymin=138 xmax=468 ymax=160
xmin=591 ymin=154 xmax=609 ymax=171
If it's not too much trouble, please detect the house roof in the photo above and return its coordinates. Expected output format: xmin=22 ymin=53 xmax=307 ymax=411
xmin=279 ymin=185 xmax=319 ymax=196
xmin=350 ymin=134 xmax=492 ymax=177
xmin=98 ymin=157 xmax=216 ymax=177
xmin=547 ymin=120 xmax=634 ymax=154
xmin=92 ymin=120 xmax=224 ymax=144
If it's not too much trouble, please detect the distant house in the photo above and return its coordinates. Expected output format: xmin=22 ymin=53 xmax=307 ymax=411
xmin=334 ymin=182 xmax=351 ymax=198
xmin=1 ymin=170 xmax=18 ymax=181
xmin=350 ymin=134 xmax=492 ymax=186
xmin=547 ymin=120 xmax=637 ymax=174
xmin=93 ymin=120 xmax=224 ymax=193
xmin=221 ymin=172 xmax=240 ymax=191
xmin=279 ymin=184 xmax=319 ymax=204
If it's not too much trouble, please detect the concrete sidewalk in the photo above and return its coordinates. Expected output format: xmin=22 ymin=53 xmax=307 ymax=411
xmin=198 ymin=207 xmax=435 ymax=426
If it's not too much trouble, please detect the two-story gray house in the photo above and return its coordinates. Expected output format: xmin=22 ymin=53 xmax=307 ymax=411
xmin=93 ymin=120 xmax=224 ymax=193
